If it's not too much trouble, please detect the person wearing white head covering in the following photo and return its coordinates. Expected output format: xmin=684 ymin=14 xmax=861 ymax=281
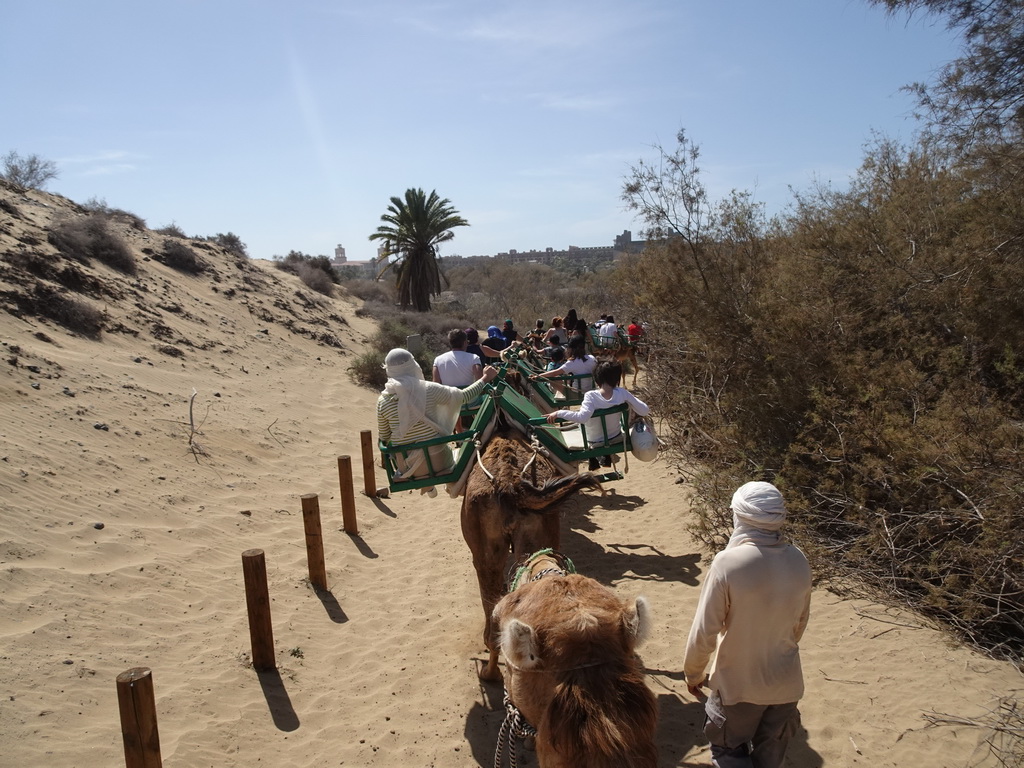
xmin=683 ymin=481 xmax=812 ymax=768
xmin=376 ymin=348 xmax=497 ymax=489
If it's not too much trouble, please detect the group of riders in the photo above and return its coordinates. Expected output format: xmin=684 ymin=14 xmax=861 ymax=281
xmin=376 ymin=309 xmax=650 ymax=489
xmin=465 ymin=311 xmax=645 ymax=366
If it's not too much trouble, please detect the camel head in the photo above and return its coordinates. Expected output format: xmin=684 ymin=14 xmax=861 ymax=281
xmin=497 ymin=575 xmax=650 ymax=672
xmin=494 ymin=573 xmax=657 ymax=768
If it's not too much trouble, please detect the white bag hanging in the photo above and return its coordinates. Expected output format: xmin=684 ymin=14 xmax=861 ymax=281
xmin=629 ymin=417 xmax=660 ymax=461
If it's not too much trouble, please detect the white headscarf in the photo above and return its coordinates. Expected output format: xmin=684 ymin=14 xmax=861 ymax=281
xmin=727 ymin=481 xmax=787 ymax=548
xmin=382 ymin=348 xmax=443 ymax=440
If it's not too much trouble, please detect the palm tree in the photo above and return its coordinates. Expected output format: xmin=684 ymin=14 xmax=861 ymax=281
xmin=369 ymin=188 xmax=469 ymax=311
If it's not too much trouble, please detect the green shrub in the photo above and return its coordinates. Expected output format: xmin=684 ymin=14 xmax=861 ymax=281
xmin=48 ymin=213 xmax=137 ymax=275
xmin=348 ymin=319 xmax=435 ymax=389
xmin=349 ymin=350 xmax=387 ymax=389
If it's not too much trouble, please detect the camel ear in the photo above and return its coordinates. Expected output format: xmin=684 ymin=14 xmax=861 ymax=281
xmin=501 ymin=618 xmax=540 ymax=670
xmin=624 ymin=596 xmax=652 ymax=647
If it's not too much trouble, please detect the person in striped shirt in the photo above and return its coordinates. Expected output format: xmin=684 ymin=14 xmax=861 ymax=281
xmin=377 ymin=348 xmax=497 ymax=492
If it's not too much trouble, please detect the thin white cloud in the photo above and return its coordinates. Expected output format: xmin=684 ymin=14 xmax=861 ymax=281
xmin=59 ymin=150 xmax=143 ymax=177
xmin=80 ymin=163 xmax=138 ymax=177
xmin=286 ymin=40 xmax=335 ymax=183
xmin=365 ymin=0 xmax=645 ymax=50
xmin=532 ymin=92 xmax=617 ymax=112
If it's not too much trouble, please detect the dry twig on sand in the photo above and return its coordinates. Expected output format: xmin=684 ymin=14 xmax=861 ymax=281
xmin=922 ymin=697 xmax=1024 ymax=767
xmin=186 ymin=388 xmax=209 ymax=462
xmin=266 ymin=418 xmax=285 ymax=448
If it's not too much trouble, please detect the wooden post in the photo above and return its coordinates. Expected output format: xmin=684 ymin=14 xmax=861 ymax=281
xmin=359 ymin=430 xmax=376 ymax=498
xmin=241 ymin=549 xmax=276 ymax=671
xmin=300 ymin=493 xmax=328 ymax=590
xmin=337 ymin=455 xmax=359 ymax=535
xmin=116 ymin=667 xmax=162 ymax=768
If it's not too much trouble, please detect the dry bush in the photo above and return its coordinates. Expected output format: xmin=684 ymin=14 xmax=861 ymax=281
xmin=445 ymin=259 xmax=616 ymax=330
xmin=48 ymin=213 xmax=137 ymax=275
xmin=295 ymin=261 xmax=334 ymax=296
xmin=155 ymin=222 xmax=188 ymax=238
xmin=159 ymin=240 xmax=205 ymax=274
xmin=28 ymin=285 xmax=104 ymax=337
xmin=1 ymin=151 xmax=58 ymax=191
xmin=79 ymin=198 xmax=146 ymax=231
xmin=275 ymin=251 xmax=338 ymax=283
xmin=617 ymin=130 xmax=1024 ymax=658
xmin=209 ymin=232 xmax=247 ymax=258
xmin=342 ymin=278 xmax=393 ymax=304
xmin=922 ymin=697 xmax=1024 ymax=768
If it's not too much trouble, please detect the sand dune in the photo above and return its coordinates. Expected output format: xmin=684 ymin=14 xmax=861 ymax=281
xmin=0 ymin=182 xmax=1020 ymax=767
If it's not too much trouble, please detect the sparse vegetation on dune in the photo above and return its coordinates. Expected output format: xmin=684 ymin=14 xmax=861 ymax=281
xmin=48 ymin=212 xmax=138 ymax=275
xmin=0 ymin=184 xmax=355 ymax=357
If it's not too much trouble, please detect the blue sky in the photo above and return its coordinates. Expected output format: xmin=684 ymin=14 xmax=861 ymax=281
xmin=2 ymin=1 xmax=958 ymax=262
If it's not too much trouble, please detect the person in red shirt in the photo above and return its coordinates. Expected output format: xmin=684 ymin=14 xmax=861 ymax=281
xmin=627 ymin=319 xmax=644 ymax=344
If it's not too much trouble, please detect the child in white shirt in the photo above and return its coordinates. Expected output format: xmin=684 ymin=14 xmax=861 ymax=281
xmin=546 ymin=360 xmax=649 ymax=470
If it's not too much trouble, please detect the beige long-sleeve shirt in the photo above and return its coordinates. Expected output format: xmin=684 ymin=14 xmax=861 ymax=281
xmin=683 ymin=537 xmax=812 ymax=706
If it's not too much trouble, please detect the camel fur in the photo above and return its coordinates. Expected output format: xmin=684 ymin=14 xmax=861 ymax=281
xmin=460 ymin=426 xmax=602 ymax=682
xmin=494 ymin=554 xmax=658 ymax=768
xmin=591 ymin=343 xmax=641 ymax=387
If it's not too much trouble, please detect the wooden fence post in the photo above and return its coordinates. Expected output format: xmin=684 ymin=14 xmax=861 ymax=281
xmin=116 ymin=666 xmax=162 ymax=768
xmin=300 ymin=493 xmax=328 ymax=590
xmin=359 ymin=430 xmax=376 ymax=498
xmin=241 ymin=549 xmax=276 ymax=671
xmin=337 ymin=455 xmax=359 ymax=535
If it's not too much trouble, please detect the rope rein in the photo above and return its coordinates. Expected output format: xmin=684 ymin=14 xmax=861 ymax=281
xmin=508 ymin=548 xmax=576 ymax=592
xmin=494 ymin=692 xmax=537 ymax=768
xmin=473 ymin=439 xmax=495 ymax=481
xmin=518 ymin=449 xmax=538 ymax=481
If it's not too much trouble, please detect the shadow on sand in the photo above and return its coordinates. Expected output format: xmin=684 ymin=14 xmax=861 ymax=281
xmin=256 ymin=669 xmax=300 ymax=732
xmin=557 ymin=491 xmax=703 ymax=588
xmin=343 ymin=532 xmax=378 ymax=559
xmin=369 ymin=495 xmax=397 ymax=519
xmin=464 ymin=680 xmax=530 ymax=767
xmin=312 ymin=585 xmax=348 ymax=623
xmin=652 ymin=689 xmax=824 ymax=767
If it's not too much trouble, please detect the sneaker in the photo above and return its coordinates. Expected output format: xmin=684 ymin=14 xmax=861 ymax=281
xmin=421 ymin=486 xmax=437 ymax=498
xmin=600 ymin=455 xmax=612 ymax=468
xmin=588 ymin=458 xmax=600 ymax=472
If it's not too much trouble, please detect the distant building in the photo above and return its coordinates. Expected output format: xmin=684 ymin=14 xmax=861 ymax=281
xmin=334 ymin=231 xmax=646 ymax=277
xmin=329 ymin=243 xmax=376 ymax=278
xmin=481 ymin=231 xmax=645 ymax=269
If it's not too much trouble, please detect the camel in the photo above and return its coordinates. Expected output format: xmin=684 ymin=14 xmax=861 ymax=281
xmin=492 ymin=550 xmax=658 ymax=768
xmin=591 ymin=342 xmax=641 ymax=387
xmin=461 ymin=424 xmax=603 ymax=682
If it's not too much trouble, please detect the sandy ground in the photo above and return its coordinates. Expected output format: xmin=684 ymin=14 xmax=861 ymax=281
xmin=0 ymin=183 xmax=1020 ymax=767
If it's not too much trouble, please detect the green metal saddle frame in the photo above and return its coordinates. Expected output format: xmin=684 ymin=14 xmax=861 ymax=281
xmin=378 ymin=388 xmax=499 ymax=494
xmin=378 ymin=365 xmax=634 ymax=494
xmin=499 ymin=385 xmax=632 ymax=484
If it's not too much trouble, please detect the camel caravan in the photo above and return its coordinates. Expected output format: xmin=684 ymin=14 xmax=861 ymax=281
xmin=376 ymin=336 xmax=659 ymax=767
